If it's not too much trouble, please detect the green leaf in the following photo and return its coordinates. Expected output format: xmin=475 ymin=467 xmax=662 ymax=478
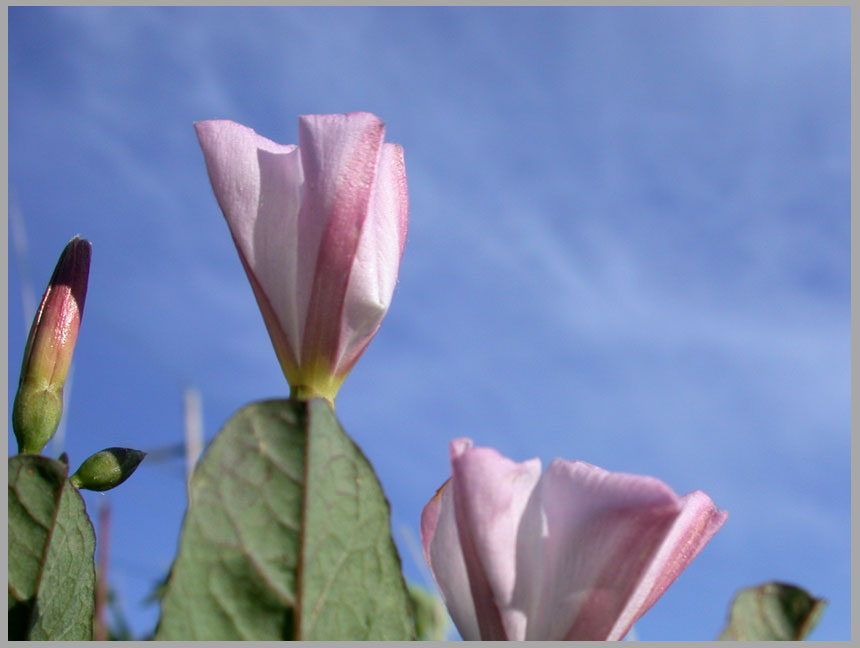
xmin=718 ymin=582 xmax=827 ymax=640
xmin=8 ymin=455 xmax=96 ymax=640
xmin=156 ymin=398 xmax=414 ymax=640
xmin=408 ymin=582 xmax=449 ymax=640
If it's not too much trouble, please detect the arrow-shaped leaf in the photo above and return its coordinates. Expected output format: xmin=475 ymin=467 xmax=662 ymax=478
xmin=156 ymin=398 xmax=414 ymax=640
xmin=8 ymin=454 xmax=96 ymax=640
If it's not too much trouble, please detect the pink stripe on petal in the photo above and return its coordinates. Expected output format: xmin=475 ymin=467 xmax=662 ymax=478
xmin=334 ymin=142 xmax=409 ymax=375
xmin=606 ymin=491 xmax=728 ymax=640
xmin=421 ymin=479 xmax=481 ymax=641
xmin=451 ymin=444 xmax=542 ymax=640
xmin=420 ymin=481 xmax=445 ymax=561
xmin=385 ymin=143 xmax=409 ymax=257
xmin=298 ymin=113 xmax=386 ymax=374
xmin=533 ymin=460 xmax=679 ymax=640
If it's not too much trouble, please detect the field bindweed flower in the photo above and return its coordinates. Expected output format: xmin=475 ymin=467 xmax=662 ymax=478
xmin=195 ymin=112 xmax=408 ymax=403
xmin=421 ymin=438 xmax=727 ymax=641
xmin=13 ymin=237 xmax=91 ymax=454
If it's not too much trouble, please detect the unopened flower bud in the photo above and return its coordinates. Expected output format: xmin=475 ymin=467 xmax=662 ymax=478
xmin=70 ymin=447 xmax=146 ymax=491
xmin=13 ymin=237 xmax=91 ymax=454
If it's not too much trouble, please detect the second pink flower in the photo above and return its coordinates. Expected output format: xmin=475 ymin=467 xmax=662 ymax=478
xmin=421 ymin=438 xmax=727 ymax=640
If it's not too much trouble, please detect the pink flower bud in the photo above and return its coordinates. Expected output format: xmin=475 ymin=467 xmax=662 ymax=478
xmin=194 ymin=113 xmax=408 ymax=403
xmin=13 ymin=237 xmax=91 ymax=454
xmin=421 ymin=439 xmax=728 ymax=640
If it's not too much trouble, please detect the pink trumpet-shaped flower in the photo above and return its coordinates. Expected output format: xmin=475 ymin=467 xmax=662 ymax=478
xmin=194 ymin=112 xmax=407 ymax=402
xmin=421 ymin=439 xmax=727 ymax=641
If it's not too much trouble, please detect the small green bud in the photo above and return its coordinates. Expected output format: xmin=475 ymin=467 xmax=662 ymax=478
xmin=70 ymin=447 xmax=146 ymax=491
xmin=13 ymin=237 xmax=91 ymax=454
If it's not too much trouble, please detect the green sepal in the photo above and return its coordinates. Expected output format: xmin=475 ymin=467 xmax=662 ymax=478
xmin=12 ymin=383 xmax=62 ymax=455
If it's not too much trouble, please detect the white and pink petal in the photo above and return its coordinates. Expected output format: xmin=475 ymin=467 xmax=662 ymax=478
xmin=297 ymin=112 xmax=387 ymax=374
xmin=194 ymin=120 xmax=303 ymax=374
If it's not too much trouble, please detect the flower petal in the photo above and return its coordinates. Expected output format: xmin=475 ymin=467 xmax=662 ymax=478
xmin=450 ymin=439 xmax=543 ymax=640
xmin=421 ymin=477 xmax=480 ymax=641
xmin=528 ymin=459 xmax=682 ymax=640
xmin=297 ymin=112 xmax=386 ymax=374
xmin=335 ymin=141 xmax=408 ymax=375
xmin=605 ymin=490 xmax=728 ymax=640
xmin=194 ymin=120 xmax=303 ymax=375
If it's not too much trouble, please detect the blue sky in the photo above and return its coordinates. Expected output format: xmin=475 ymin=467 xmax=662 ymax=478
xmin=7 ymin=6 xmax=849 ymax=641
